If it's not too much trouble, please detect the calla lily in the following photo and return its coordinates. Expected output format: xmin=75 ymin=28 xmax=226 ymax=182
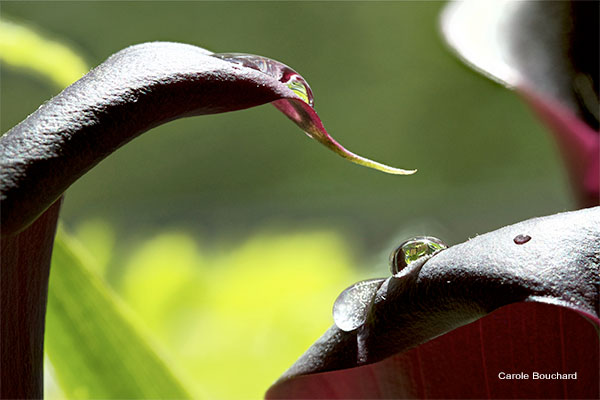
xmin=0 ymin=42 xmax=414 ymax=237
xmin=267 ymin=207 xmax=599 ymax=399
xmin=268 ymin=4 xmax=599 ymax=396
xmin=0 ymin=42 xmax=412 ymax=398
xmin=441 ymin=0 xmax=599 ymax=207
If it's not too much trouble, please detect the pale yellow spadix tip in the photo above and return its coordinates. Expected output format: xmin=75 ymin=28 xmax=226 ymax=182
xmin=342 ymin=152 xmax=417 ymax=175
xmin=290 ymin=103 xmax=417 ymax=175
xmin=318 ymin=132 xmax=416 ymax=175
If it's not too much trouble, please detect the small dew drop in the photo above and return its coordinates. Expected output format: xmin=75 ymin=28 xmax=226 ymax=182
xmin=513 ymin=234 xmax=531 ymax=245
xmin=389 ymin=236 xmax=448 ymax=275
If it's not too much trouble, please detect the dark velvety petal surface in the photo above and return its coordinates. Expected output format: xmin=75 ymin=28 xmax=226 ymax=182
xmin=0 ymin=42 xmax=413 ymax=237
xmin=0 ymin=42 xmax=413 ymax=398
xmin=267 ymin=302 xmax=598 ymax=399
xmin=268 ymin=207 xmax=599 ymax=398
xmin=0 ymin=199 xmax=62 ymax=399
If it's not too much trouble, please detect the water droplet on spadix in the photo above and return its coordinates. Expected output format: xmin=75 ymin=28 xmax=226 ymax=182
xmin=389 ymin=236 xmax=448 ymax=275
xmin=332 ymin=278 xmax=385 ymax=332
xmin=212 ymin=52 xmax=416 ymax=175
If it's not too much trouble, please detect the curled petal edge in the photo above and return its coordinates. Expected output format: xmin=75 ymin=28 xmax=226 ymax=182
xmin=269 ymin=207 xmax=600 ymax=395
xmin=0 ymin=41 xmax=412 ymax=236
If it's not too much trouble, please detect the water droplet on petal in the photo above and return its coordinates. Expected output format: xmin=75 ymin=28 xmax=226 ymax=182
xmin=389 ymin=236 xmax=448 ymax=275
xmin=212 ymin=53 xmax=314 ymax=106
xmin=513 ymin=234 xmax=531 ymax=244
xmin=332 ymin=278 xmax=385 ymax=332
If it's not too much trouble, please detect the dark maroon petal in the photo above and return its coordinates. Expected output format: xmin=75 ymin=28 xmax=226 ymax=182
xmin=0 ymin=42 xmax=415 ymax=398
xmin=213 ymin=52 xmax=415 ymax=175
xmin=0 ymin=199 xmax=62 ymax=399
xmin=0 ymin=42 xmax=413 ymax=237
xmin=272 ymin=99 xmax=416 ymax=176
xmin=267 ymin=303 xmax=599 ymax=399
xmin=0 ymin=42 xmax=282 ymax=235
xmin=268 ymin=207 xmax=599 ymax=398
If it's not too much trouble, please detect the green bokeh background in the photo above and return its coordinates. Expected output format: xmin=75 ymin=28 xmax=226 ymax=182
xmin=1 ymin=1 xmax=573 ymax=399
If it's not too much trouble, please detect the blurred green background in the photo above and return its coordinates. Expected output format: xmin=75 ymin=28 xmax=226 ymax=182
xmin=1 ymin=1 xmax=573 ymax=399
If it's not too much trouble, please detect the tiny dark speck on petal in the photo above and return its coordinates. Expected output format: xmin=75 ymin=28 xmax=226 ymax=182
xmin=513 ymin=234 xmax=531 ymax=244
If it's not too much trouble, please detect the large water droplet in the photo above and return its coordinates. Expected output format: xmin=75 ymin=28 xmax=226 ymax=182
xmin=212 ymin=53 xmax=314 ymax=106
xmin=389 ymin=236 xmax=448 ymax=275
xmin=332 ymin=278 xmax=385 ymax=332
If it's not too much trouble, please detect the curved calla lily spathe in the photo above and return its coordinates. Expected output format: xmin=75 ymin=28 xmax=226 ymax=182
xmin=0 ymin=42 xmax=413 ymax=399
xmin=268 ymin=4 xmax=599 ymax=398
xmin=0 ymin=42 xmax=414 ymax=237
xmin=268 ymin=207 xmax=599 ymax=399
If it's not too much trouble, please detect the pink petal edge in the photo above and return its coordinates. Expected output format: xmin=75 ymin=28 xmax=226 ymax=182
xmin=272 ymin=98 xmax=416 ymax=175
xmin=518 ymin=86 xmax=599 ymax=206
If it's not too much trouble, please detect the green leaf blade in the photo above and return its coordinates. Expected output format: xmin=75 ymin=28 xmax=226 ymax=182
xmin=45 ymin=230 xmax=194 ymax=399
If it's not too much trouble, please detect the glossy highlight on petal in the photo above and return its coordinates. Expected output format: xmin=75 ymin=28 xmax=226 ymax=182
xmin=213 ymin=52 xmax=416 ymax=175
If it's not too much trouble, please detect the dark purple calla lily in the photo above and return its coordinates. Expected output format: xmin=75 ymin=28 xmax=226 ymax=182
xmin=267 ymin=4 xmax=599 ymax=398
xmin=441 ymin=1 xmax=599 ymax=207
xmin=0 ymin=42 xmax=414 ymax=237
xmin=267 ymin=207 xmax=599 ymax=399
xmin=0 ymin=42 xmax=412 ymax=399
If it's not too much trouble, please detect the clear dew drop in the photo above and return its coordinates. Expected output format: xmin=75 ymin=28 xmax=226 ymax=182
xmin=389 ymin=236 xmax=448 ymax=275
xmin=332 ymin=279 xmax=385 ymax=332
xmin=211 ymin=52 xmax=314 ymax=106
